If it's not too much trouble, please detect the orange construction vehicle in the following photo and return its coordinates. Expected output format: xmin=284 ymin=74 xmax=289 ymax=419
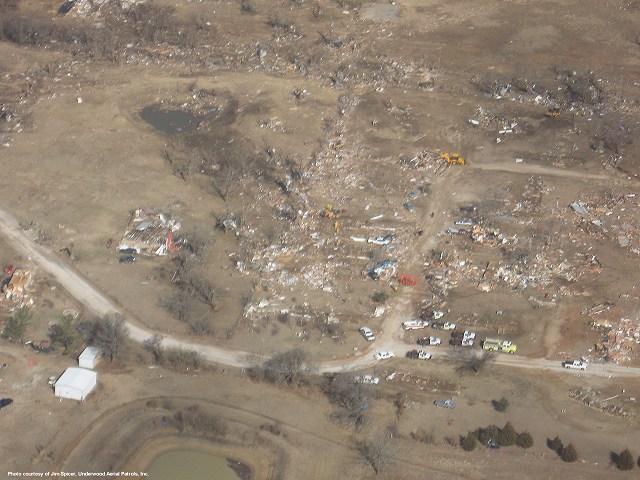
xmin=439 ymin=153 xmax=465 ymax=165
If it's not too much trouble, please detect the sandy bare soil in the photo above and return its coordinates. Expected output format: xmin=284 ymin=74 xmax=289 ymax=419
xmin=1 ymin=0 xmax=640 ymax=478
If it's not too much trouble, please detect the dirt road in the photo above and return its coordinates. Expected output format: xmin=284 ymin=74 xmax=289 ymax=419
xmin=1 ymin=206 xmax=638 ymax=379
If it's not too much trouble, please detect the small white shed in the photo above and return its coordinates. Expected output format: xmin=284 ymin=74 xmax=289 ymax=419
xmin=54 ymin=367 xmax=97 ymax=401
xmin=78 ymin=346 xmax=101 ymax=369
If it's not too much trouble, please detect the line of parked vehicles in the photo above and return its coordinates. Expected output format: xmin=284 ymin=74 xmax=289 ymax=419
xmin=360 ymin=309 xmax=521 ymax=363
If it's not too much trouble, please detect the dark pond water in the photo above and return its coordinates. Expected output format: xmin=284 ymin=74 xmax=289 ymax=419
xmin=146 ymin=449 xmax=246 ymax=480
xmin=140 ymin=107 xmax=201 ymax=134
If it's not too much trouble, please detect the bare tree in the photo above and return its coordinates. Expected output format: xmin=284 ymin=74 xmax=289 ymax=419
xmin=161 ymin=290 xmax=193 ymax=323
xmin=143 ymin=334 xmax=164 ymax=363
xmin=181 ymin=227 xmax=212 ymax=257
xmin=188 ymin=317 xmax=213 ymax=336
xmin=186 ymin=274 xmax=218 ymax=309
xmin=355 ymin=434 xmax=392 ymax=475
xmin=239 ymin=0 xmax=255 ymax=13
xmin=86 ymin=313 xmax=129 ymax=362
xmin=325 ymin=373 xmax=373 ymax=427
xmin=393 ymin=391 xmax=408 ymax=419
xmin=210 ymin=162 xmax=243 ymax=202
xmin=450 ymin=350 xmax=495 ymax=375
xmin=264 ymin=348 xmax=308 ymax=384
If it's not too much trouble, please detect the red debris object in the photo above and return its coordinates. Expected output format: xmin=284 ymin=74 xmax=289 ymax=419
xmin=5 ymin=264 xmax=14 ymax=275
xmin=397 ymin=274 xmax=418 ymax=286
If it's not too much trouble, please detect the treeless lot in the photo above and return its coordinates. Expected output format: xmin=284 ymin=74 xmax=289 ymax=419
xmin=1 ymin=0 xmax=639 ymax=477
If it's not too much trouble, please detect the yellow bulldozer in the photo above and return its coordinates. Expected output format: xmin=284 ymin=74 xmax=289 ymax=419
xmin=544 ymin=107 xmax=561 ymax=118
xmin=321 ymin=204 xmax=342 ymax=219
xmin=439 ymin=153 xmax=465 ymax=166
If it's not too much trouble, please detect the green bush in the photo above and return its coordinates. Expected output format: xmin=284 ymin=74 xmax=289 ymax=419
xmin=476 ymin=425 xmax=500 ymax=445
xmin=492 ymin=396 xmax=509 ymax=412
xmin=549 ymin=435 xmax=563 ymax=455
xmin=460 ymin=433 xmax=477 ymax=451
xmin=498 ymin=422 xmax=517 ymax=447
xmin=516 ymin=432 xmax=534 ymax=449
xmin=371 ymin=291 xmax=389 ymax=304
xmin=562 ymin=443 xmax=578 ymax=463
xmin=1 ymin=307 xmax=32 ymax=341
xmin=615 ymin=449 xmax=635 ymax=470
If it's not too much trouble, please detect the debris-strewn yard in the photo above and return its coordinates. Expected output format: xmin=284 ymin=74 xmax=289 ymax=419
xmin=1 ymin=0 xmax=640 ymax=477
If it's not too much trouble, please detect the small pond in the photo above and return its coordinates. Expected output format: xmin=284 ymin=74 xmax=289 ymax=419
xmin=146 ymin=449 xmax=248 ymax=480
xmin=140 ymin=107 xmax=201 ymax=134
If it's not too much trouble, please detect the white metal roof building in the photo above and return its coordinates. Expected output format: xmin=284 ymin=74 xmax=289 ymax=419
xmin=54 ymin=367 xmax=97 ymax=401
xmin=78 ymin=346 xmax=101 ymax=369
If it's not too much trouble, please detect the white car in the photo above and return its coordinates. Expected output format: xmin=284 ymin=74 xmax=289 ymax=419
xmin=463 ymin=330 xmax=476 ymax=340
xmin=429 ymin=336 xmax=442 ymax=346
xmin=406 ymin=349 xmax=432 ymax=360
xmin=432 ymin=310 xmax=445 ymax=320
xmin=418 ymin=350 xmax=432 ymax=360
xmin=374 ymin=351 xmax=395 ymax=360
xmin=454 ymin=219 xmax=474 ymax=226
xmin=442 ymin=322 xmax=456 ymax=331
xmin=367 ymin=234 xmax=394 ymax=246
xmin=562 ymin=360 xmax=587 ymax=371
xmin=402 ymin=319 xmax=428 ymax=330
xmin=359 ymin=326 xmax=376 ymax=341
xmin=354 ymin=375 xmax=380 ymax=385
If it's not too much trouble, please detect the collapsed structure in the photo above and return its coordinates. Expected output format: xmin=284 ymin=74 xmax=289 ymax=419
xmin=118 ymin=208 xmax=181 ymax=256
xmin=1 ymin=266 xmax=33 ymax=310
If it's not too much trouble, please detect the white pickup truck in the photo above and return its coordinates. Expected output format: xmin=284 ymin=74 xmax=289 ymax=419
xmin=562 ymin=360 xmax=587 ymax=371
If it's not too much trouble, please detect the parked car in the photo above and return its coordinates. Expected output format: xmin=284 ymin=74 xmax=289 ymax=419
xmin=367 ymin=234 xmax=395 ymax=246
xmin=434 ymin=399 xmax=455 ymax=409
xmin=406 ymin=349 xmax=432 ymax=360
xmin=354 ymin=375 xmax=380 ymax=385
xmin=451 ymin=330 xmax=476 ymax=346
xmin=402 ymin=319 xmax=428 ymax=330
xmin=562 ymin=360 xmax=587 ymax=371
xmin=442 ymin=322 xmax=456 ymax=331
xmin=417 ymin=336 xmax=441 ymax=346
xmin=374 ymin=351 xmax=395 ymax=360
xmin=118 ymin=247 xmax=137 ymax=255
xmin=431 ymin=322 xmax=445 ymax=330
xmin=454 ymin=219 xmax=474 ymax=226
xmin=359 ymin=327 xmax=376 ymax=341
xmin=487 ymin=439 xmax=501 ymax=449
xmin=459 ymin=205 xmax=477 ymax=214
xmin=119 ymin=255 xmax=136 ymax=264
xmin=0 ymin=398 xmax=13 ymax=410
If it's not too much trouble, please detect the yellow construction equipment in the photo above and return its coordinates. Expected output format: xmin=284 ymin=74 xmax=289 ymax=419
xmin=321 ymin=204 xmax=342 ymax=219
xmin=439 ymin=153 xmax=465 ymax=165
xmin=544 ymin=107 xmax=561 ymax=118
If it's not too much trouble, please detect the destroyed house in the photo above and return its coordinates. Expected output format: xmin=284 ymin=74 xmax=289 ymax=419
xmin=118 ymin=209 xmax=180 ymax=256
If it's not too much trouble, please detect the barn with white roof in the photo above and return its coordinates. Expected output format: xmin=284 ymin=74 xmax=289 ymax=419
xmin=54 ymin=367 xmax=97 ymax=401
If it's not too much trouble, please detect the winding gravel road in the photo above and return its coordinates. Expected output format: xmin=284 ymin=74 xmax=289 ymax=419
xmin=1 ymin=206 xmax=638 ymax=379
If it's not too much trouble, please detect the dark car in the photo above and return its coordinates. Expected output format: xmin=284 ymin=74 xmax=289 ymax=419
xmin=0 ymin=398 xmax=13 ymax=410
xmin=118 ymin=248 xmax=137 ymax=255
xmin=487 ymin=439 xmax=501 ymax=449
xmin=406 ymin=349 xmax=419 ymax=360
xmin=58 ymin=0 xmax=75 ymax=15
xmin=119 ymin=255 xmax=136 ymax=264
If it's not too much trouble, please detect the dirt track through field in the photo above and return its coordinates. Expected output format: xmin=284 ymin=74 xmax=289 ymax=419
xmin=1 ymin=205 xmax=638 ymax=378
